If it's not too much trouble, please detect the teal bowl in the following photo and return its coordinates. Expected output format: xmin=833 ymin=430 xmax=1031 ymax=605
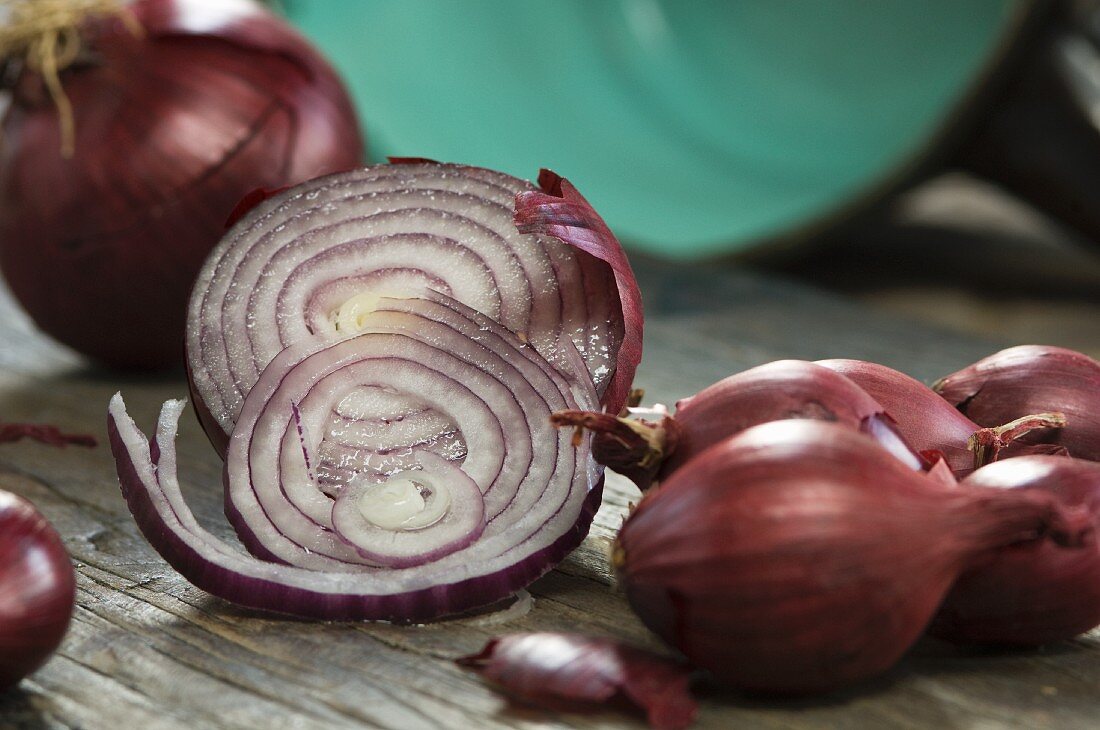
xmin=282 ymin=0 xmax=1023 ymax=258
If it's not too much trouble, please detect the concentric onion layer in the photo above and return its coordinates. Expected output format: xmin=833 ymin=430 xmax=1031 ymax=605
xmin=108 ymin=293 xmax=604 ymax=621
xmin=186 ymin=162 xmax=636 ymax=454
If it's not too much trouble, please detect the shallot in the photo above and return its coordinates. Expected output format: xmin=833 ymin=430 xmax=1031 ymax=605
xmin=552 ymin=359 xmax=923 ymax=490
xmin=932 ymin=456 xmax=1100 ymax=646
xmin=614 ymin=420 xmax=1089 ymax=693
xmin=817 ymin=359 xmax=1065 ymax=476
xmin=934 ymin=345 xmax=1100 ymax=461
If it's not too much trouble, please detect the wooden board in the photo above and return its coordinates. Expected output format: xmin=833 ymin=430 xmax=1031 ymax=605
xmin=0 ymin=256 xmax=1096 ymax=730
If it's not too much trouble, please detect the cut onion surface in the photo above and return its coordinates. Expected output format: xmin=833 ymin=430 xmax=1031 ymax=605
xmin=109 ymin=294 xmax=605 ymax=620
xmin=186 ymin=161 xmax=641 ymax=455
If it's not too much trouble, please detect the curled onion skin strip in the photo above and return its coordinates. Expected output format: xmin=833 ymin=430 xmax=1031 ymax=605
xmin=514 ymin=170 xmax=643 ymax=417
xmin=109 ymin=392 xmax=603 ymax=622
xmin=186 ymin=162 xmax=637 ymax=454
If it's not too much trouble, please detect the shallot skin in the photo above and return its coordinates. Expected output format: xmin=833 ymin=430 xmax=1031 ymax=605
xmin=615 ymin=421 xmax=1086 ymax=694
xmin=934 ymin=345 xmax=1100 ymax=461
xmin=0 ymin=491 xmax=76 ymax=690
xmin=458 ymin=633 xmax=697 ymax=730
xmin=932 ymin=456 xmax=1100 ymax=646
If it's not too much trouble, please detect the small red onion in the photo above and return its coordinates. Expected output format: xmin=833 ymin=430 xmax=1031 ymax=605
xmin=0 ymin=490 xmax=76 ymax=690
xmin=458 ymin=633 xmax=697 ymax=730
xmin=817 ymin=359 xmax=1066 ymax=476
xmin=0 ymin=0 xmax=363 ymax=368
xmin=553 ymin=360 xmax=924 ymax=490
xmin=934 ymin=345 xmax=1100 ymax=461
xmin=614 ymin=420 xmax=1089 ymax=694
xmin=931 ymin=456 xmax=1100 ymax=646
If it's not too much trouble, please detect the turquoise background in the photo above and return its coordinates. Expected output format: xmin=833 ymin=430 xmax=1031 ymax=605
xmin=282 ymin=1 xmax=1018 ymax=258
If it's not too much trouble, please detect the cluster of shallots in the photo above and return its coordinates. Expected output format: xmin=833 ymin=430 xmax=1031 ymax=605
xmin=462 ymin=347 xmax=1100 ymax=723
xmin=571 ymin=348 xmax=1100 ymax=693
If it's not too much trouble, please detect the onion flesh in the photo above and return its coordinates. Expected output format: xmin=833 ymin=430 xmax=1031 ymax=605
xmin=110 ymin=293 xmax=605 ymax=620
xmin=186 ymin=162 xmax=640 ymax=454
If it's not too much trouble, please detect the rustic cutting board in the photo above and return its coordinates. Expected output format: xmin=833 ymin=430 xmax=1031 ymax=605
xmin=0 ymin=256 xmax=1096 ymax=729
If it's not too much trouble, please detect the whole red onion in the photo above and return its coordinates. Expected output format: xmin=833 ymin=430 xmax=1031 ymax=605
xmin=614 ymin=420 xmax=1088 ymax=694
xmin=552 ymin=360 xmax=924 ymax=490
xmin=0 ymin=0 xmax=364 ymax=368
xmin=934 ymin=345 xmax=1100 ymax=461
xmin=817 ymin=359 xmax=1066 ymax=476
xmin=931 ymin=456 xmax=1100 ymax=646
xmin=0 ymin=490 xmax=76 ymax=690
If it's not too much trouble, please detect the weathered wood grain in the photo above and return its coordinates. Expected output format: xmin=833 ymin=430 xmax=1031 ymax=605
xmin=0 ymin=257 xmax=1097 ymax=730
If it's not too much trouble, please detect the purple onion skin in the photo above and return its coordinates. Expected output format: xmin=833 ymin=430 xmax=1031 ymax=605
xmin=934 ymin=346 xmax=1100 ymax=461
xmin=615 ymin=420 xmax=1090 ymax=694
xmin=515 ymin=170 xmax=643 ymax=418
xmin=0 ymin=491 xmax=76 ymax=689
xmin=458 ymin=633 xmax=697 ymax=730
xmin=931 ymin=456 xmax=1100 ymax=646
xmin=0 ymin=0 xmax=363 ymax=368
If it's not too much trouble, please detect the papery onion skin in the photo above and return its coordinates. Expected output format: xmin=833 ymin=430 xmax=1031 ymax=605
xmin=934 ymin=346 xmax=1100 ymax=461
xmin=553 ymin=360 xmax=923 ymax=491
xmin=817 ymin=359 xmax=1064 ymax=476
xmin=614 ymin=420 xmax=1089 ymax=694
xmin=0 ymin=490 xmax=76 ymax=690
xmin=0 ymin=0 xmax=363 ymax=368
xmin=514 ymin=170 xmax=643 ymax=418
xmin=931 ymin=456 xmax=1100 ymax=646
xmin=458 ymin=633 xmax=697 ymax=730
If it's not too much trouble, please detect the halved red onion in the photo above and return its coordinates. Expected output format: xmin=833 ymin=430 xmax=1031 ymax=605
xmin=109 ymin=294 xmax=604 ymax=621
xmin=185 ymin=162 xmax=640 ymax=454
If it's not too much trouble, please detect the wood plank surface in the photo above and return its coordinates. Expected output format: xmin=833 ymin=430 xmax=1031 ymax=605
xmin=0 ymin=255 xmax=1096 ymax=730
